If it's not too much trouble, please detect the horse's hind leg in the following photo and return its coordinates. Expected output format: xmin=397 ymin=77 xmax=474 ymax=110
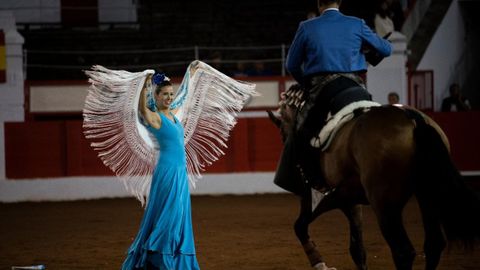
xmin=341 ymin=205 xmax=367 ymax=270
xmin=416 ymin=197 xmax=446 ymax=270
xmin=373 ymin=204 xmax=416 ymax=270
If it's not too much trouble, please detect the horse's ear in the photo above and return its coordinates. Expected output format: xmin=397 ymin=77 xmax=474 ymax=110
xmin=267 ymin=110 xmax=282 ymax=128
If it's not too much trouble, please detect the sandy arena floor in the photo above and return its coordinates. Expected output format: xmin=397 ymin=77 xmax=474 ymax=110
xmin=1 ymin=194 xmax=479 ymax=270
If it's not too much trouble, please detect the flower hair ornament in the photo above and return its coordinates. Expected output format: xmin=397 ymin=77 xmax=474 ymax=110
xmin=152 ymin=72 xmax=170 ymax=85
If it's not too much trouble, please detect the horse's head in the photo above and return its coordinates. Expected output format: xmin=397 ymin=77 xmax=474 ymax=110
xmin=267 ymin=83 xmax=306 ymax=142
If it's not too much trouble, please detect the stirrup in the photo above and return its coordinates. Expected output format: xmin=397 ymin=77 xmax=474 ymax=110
xmin=311 ymin=187 xmax=335 ymax=212
xmin=310 ymin=136 xmax=321 ymax=148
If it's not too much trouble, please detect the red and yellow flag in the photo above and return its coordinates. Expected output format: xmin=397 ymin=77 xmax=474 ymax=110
xmin=0 ymin=30 xmax=6 ymax=83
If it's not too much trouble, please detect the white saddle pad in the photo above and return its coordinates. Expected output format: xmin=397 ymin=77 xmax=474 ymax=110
xmin=311 ymin=101 xmax=381 ymax=150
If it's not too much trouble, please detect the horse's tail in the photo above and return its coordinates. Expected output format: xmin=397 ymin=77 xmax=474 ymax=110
xmin=409 ymin=109 xmax=480 ymax=248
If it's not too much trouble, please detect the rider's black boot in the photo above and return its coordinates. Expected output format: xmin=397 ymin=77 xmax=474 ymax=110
xmin=296 ymin=127 xmax=328 ymax=192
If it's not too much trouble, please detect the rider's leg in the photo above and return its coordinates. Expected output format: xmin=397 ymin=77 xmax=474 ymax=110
xmin=296 ymin=128 xmax=327 ymax=191
xmin=273 ymin=132 xmax=307 ymax=195
xmin=296 ymin=76 xmax=368 ymax=191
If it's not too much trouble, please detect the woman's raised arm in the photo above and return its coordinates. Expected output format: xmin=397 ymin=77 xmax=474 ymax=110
xmin=139 ymin=74 xmax=161 ymax=129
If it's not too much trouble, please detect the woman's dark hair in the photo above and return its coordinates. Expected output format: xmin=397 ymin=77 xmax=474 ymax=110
xmin=154 ymin=80 xmax=172 ymax=94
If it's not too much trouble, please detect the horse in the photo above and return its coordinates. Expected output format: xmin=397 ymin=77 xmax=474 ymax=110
xmin=267 ymin=85 xmax=480 ymax=270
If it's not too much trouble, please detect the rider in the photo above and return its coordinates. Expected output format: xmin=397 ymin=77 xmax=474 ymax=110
xmin=274 ymin=0 xmax=392 ymax=194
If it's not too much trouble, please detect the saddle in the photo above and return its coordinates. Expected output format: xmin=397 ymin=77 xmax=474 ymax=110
xmin=311 ymin=100 xmax=381 ymax=150
xmin=274 ymin=80 xmax=376 ymax=196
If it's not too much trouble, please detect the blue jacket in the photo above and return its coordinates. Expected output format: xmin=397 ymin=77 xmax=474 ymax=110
xmin=286 ymin=9 xmax=392 ymax=84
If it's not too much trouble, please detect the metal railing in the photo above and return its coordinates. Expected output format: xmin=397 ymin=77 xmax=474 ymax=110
xmin=24 ymin=41 xmax=409 ymax=80
xmin=24 ymin=45 xmax=290 ymax=79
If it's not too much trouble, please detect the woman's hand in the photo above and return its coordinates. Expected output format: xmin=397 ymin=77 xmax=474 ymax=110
xmin=189 ymin=61 xmax=200 ymax=76
xmin=146 ymin=74 xmax=153 ymax=86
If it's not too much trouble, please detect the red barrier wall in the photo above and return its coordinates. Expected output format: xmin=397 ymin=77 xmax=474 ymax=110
xmin=4 ymin=112 xmax=480 ymax=179
xmin=5 ymin=122 xmax=67 ymax=178
xmin=4 ymin=117 xmax=284 ymax=179
xmin=425 ymin=111 xmax=480 ymax=171
xmin=5 ymin=121 xmax=112 ymax=179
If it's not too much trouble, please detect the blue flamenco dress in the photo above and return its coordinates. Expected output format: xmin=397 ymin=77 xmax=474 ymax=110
xmin=122 ymin=112 xmax=200 ymax=270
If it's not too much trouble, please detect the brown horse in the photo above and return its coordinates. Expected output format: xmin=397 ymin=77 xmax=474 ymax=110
xmin=268 ymin=86 xmax=480 ymax=270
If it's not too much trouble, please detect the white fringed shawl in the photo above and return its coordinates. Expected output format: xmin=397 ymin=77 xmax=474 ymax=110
xmin=83 ymin=60 xmax=257 ymax=205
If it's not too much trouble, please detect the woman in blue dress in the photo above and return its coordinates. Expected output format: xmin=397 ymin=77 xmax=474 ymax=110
xmin=83 ymin=61 xmax=256 ymax=270
xmin=121 ymin=73 xmax=200 ymax=270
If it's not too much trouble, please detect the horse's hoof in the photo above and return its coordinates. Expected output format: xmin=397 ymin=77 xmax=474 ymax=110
xmin=313 ymin=262 xmax=337 ymax=270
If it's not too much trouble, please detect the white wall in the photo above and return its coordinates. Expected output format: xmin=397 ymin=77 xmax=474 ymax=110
xmin=0 ymin=11 xmax=25 ymax=180
xmin=0 ymin=0 xmax=137 ymax=24
xmin=0 ymin=0 xmax=61 ymax=23
xmin=367 ymin=32 xmax=408 ymax=105
xmin=27 ymin=80 xmax=281 ymax=113
xmin=0 ymin=170 xmax=284 ymax=204
xmin=98 ymin=0 xmax=137 ymax=23
xmin=417 ymin=0 xmax=464 ymax=111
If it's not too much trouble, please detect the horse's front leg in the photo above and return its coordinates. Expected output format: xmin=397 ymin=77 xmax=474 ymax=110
xmin=295 ymin=190 xmax=338 ymax=270
xmin=341 ymin=204 xmax=368 ymax=270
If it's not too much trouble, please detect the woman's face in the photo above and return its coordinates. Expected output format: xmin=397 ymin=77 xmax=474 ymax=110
xmin=155 ymin=85 xmax=175 ymax=109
